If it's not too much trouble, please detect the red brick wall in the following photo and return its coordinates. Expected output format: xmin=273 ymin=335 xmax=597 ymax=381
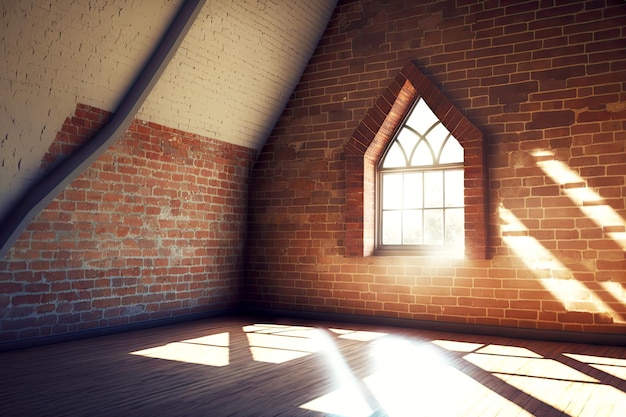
xmin=0 ymin=103 xmax=256 ymax=343
xmin=245 ymin=0 xmax=626 ymax=334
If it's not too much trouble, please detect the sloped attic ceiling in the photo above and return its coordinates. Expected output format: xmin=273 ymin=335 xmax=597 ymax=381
xmin=0 ymin=0 xmax=337 ymax=219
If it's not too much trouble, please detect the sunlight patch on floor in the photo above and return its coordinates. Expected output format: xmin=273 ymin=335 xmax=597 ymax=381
xmin=248 ymin=346 xmax=311 ymax=364
xmin=244 ymin=324 xmax=323 ymax=364
xmin=432 ymin=339 xmax=484 ymax=352
xmin=126 ymin=324 xmax=626 ymax=417
xmin=464 ymin=344 xmax=626 ymax=416
xmin=464 ymin=352 xmax=599 ymax=382
xmin=329 ymin=328 xmax=388 ymax=341
xmin=475 ymin=344 xmax=543 ymax=358
xmin=129 ymin=332 xmax=230 ymax=366
xmin=300 ymin=328 xmax=377 ymax=416
xmin=300 ymin=386 xmax=373 ymax=417
xmin=495 ymin=373 xmax=626 ymax=416
xmin=564 ymin=352 xmax=626 ymax=381
xmin=365 ymin=337 xmax=533 ymax=417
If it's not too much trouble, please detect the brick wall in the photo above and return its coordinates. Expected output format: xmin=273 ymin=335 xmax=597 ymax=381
xmin=245 ymin=0 xmax=626 ymax=334
xmin=0 ymin=104 xmax=256 ymax=343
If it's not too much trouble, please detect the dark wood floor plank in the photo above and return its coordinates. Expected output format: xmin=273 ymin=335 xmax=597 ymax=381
xmin=1 ymin=316 xmax=625 ymax=417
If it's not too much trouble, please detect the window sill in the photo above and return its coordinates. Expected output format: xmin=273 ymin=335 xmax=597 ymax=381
xmin=374 ymin=246 xmax=465 ymax=258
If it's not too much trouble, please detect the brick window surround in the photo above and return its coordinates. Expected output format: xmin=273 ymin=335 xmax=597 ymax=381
xmin=345 ymin=61 xmax=489 ymax=259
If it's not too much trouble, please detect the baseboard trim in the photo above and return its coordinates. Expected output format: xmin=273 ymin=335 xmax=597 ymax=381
xmin=240 ymin=307 xmax=626 ymax=346
xmin=3 ymin=307 xmax=624 ymax=352
xmin=0 ymin=309 xmax=234 ymax=353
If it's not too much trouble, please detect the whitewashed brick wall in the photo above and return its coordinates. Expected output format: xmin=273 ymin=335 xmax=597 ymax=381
xmin=0 ymin=0 xmax=179 ymax=218
xmin=139 ymin=0 xmax=337 ymax=150
xmin=0 ymin=0 xmax=337 ymax=219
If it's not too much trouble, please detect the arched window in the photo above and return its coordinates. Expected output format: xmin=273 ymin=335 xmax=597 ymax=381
xmin=345 ymin=61 xmax=489 ymax=259
xmin=377 ymin=97 xmax=464 ymax=254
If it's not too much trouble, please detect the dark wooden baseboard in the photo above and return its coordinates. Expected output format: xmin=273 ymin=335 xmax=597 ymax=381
xmin=241 ymin=307 xmax=626 ymax=347
xmin=0 ymin=308 xmax=234 ymax=353
xmin=3 ymin=306 xmax=625 ymax=353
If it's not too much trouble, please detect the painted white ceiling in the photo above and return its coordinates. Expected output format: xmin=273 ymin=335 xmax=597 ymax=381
xmin=0 ymin=0 xmax=337 ymax=218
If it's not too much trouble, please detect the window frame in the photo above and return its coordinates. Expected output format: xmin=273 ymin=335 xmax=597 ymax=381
xmin=344 ymin=62 xmax=489 ymax=259
xmin=375 ymin=97 xmax=465 ymax=256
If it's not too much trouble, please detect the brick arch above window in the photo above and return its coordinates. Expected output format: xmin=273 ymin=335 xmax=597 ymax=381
xmin=345 ymin=61 xmax=489 ymax=259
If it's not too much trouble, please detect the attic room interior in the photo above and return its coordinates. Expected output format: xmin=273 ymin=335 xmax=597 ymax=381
xmin=1 ymin=0 xmax=626 ymax=415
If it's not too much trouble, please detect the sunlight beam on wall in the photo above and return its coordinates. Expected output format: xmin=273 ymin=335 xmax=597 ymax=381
xmin=533 ymin=151 xmax=626 ymax=251
xmin=541 ymin=277 xmax=620 ymax=316
xmin=500 ymin=204 xmax=571 ymax=276
xmin=499 ymin=205 xmax=618 ymax=319
xmin=601 ymin=281 xmax=626 ymax=307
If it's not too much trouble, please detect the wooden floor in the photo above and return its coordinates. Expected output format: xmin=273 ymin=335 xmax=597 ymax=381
xmin=1 ymin=316 xmax=625 ymax=417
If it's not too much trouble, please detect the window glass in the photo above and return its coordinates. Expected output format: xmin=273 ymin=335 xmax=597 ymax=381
xmin=426 ymin=122 xmax=448 ymax=157
xmin=382 ymin=173 xmax=403 ymax=209
xmin=397 ymin=130 xmax=417 ymax=161
xmin=382 ymin=142 xmax=406 ymax=168
xmin=403 ymin=210 xmax=422 ymax=244
xmin=423 ymin=209 xmax=444 ymax=245
xmin=403 ymin=172 xmax=422 ymax=209
xmin=405 ymin=99 xmax=438 ymax=135
xmin=411 ymin=139 xmax=434 ymax=166
xmin=444 ymin=169 xmax=464 ymax=207
xmin=440 ymin=137 xmax=464 ymax=164
xmin=382 ymin=211 xmax=401 ymax=244
xmin=445 ymin=208 xmax=464 ymax=245
xmin=377 ymin=96 xmax=465 ymax=253
xmin=424 ymin=170 xmax=443 ymax=208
